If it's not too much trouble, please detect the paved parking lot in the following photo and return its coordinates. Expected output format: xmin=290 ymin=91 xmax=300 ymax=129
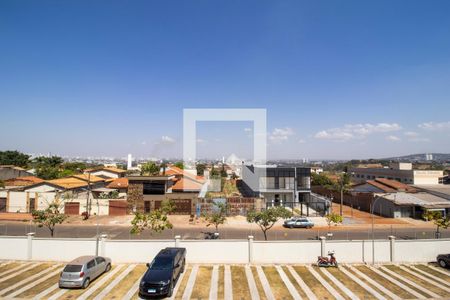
xmin=0 ymin=260 xmax=449 ymax=299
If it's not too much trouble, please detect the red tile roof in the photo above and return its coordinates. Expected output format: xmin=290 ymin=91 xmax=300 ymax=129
xmin=4 ymin=176 xmax=44 ymax=187
xmin=171 ymin=178 xmax=203 ymax=191
xmin=106 ymin=178 xmax=129 ymax=189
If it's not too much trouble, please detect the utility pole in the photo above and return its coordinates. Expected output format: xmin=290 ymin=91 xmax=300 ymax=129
xmin=85 ymin=172 xmax=91 ymax=219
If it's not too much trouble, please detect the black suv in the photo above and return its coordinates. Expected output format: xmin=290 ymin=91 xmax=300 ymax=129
xmin=139 ymin=247 xmax=186 ymax=298
xmin=437 ymin=253 xmax=450 ymax=268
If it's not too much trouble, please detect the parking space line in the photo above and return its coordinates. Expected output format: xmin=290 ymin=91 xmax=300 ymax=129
xmin=256 ymin=266 xmax=275 ymax=300
xmin=421 ymin=264 xmax=450 ymax=276
xmin=347 ymin=266 xmax=401 ymax=300
xmin=0 ymin=264 xmax=61 ymax=297
xmin=379 ymin=266 xmax=440 ymax=298
xmin=5 ymin=266 xmax=63 ymax=299
xmin=224 ymin=265 xmax=233 ymax=300
xmin=122 ymin=279 xmax=140 ymax=300
xmin=168 ymin=264 xmax=187 ymax=300
xmin=0 ymin=263 xmax=39 ymax=283
xmin=320 ymin=268 xmax=359 ymax=300
xmin=209 ymin=265 xmax=219 ymax=300
xmin=0 ymin=264 xmax=26 ymax=278
xmin=286 ymin=266 xmax=316 ymax=300
xmin=339 ymin=266 xmax=386 ymax=300
xmin=399 ymin=266 xmax=450 ymax=293
xmin=47 ymin=285 xmax=69 ymax=300
xmin=410 ymin=265 xmax=450 ymax=287
xmin=245 ymin=265 xmax=260 ymax=300
xmin=0 ymin=261 xmax=13 ymax=268
xmin=182 ymin=265 xmax=198 ymax=300
xmin=306 ymin=266 xmax=344 ymax=300
xmin=76 ymin=264 xmax=126 ymax=300
xmin=275 ymin=265 xmax=302 ymax=300
xmin=368 ymin=266 xmax=425 ymax=299
xmin=33 ymin=283 xmax=59 ymax=300
xmin=93 ymin=264 xmax=136 ymax=300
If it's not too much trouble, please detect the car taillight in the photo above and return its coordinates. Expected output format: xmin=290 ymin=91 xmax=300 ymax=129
xmin=80 ymin=272 xmax=84 ymax=277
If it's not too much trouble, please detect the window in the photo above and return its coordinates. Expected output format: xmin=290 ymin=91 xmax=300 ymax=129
xmin=150 ymin=257 xmax=174 ymax=270
xmin=143 ymin=182 xmax=165 ymax=195
xmin=0 ymin=198 xmax=6 ymax=212
xmin=63 ymin=265 xmax=82 ymax=272
xmin=87 ymin=260 xmax=96 ymax=269
xmin=144 ymin=201 xmax=151 ymax=213
xmin=95 ymin=257 xmax=105 ymax=264
xmin=29 ymin=198 xmax=35 ymax=213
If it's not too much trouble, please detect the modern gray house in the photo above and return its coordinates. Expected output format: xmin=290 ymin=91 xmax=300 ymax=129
xmin=240 ymin=165 xmax=320 ymax=214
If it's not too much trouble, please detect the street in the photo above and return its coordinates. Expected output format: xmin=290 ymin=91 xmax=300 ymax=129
xmin=1 ymin=221 xmax=449 ymax=240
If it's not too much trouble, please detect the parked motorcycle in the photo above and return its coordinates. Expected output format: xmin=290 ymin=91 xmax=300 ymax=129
xmin=317 ymin=251 xmax=338 ymax=267
xmin=202 ymin=231 xmax=220 ymax=239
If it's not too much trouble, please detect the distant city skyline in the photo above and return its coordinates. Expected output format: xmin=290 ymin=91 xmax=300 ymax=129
xmin=1 ymin=1 xmax=450 ymax=159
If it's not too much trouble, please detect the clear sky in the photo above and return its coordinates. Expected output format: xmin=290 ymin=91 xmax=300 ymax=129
xmin=1 ymin=0 xmax=450 ymax=160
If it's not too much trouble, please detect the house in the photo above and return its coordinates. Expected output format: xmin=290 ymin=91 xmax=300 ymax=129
xmin=350 ymin=162 xmax=444 ymax=185
xmin=127 ymin=168 xmax=205 ymax=215
xmin=106 ymin=178 xmax=129 ymax=195
xmin=0 ymin=165 xmax=34 ymax=181
xmin=240 ymin=165 xmax=312 ymax=206
xmin=84 ymin=167 xmax=126 ymax=179
xmin=3 ymin=176 xmax=44 ymax=188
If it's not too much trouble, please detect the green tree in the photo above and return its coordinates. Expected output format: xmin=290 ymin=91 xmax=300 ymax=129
xmin=0 ymin=150 xmax=30 ymax=168
xmin=140 ymin=162 xmax=160 ymax=175
xmin=325 ymin=212 xmax=344 ymax=232
xmin=61 ymin=162 xmax=87 ymax=173
xmin=32 ymin=201 xmax=67 ymax=237
xmin=202 ymin=202 xmax=227 ymax=232
xmin=328 ymin=173 xmax=352 ymax=216
xmin=130 ymin=200 xmax=174 ymax=235
xmin=174 ymin=161 xmax=184 ymax=169
xmin=33 ymin=156 xmax=65 ymax=180
xmin=220 ymin=164 xmax=227 ymax=178
xmin=311 ymin=173 xmax=334 ymax=186
xmin=196 ymin=163 xmax=206 ymax=176
xmin=423 ymin=210 xmax=450 ymax=239
xmin=210 ymin=165 xmax=220 ymax=178
xmin=247 ymin=207 xmax=292 ymax=240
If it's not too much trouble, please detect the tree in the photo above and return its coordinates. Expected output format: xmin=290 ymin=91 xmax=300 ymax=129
xmin=328 ymin=173 xmax=352 ymax=216
xmin=31 ymin=201 xmax=67 ymax=237
xmin=247 ymin=206 xmax=292 ymax=240
xmin=174 ymin=161 xmax=184 ymax=169
xmin=220 ymin=164 xmax=227 ymax=178
xmin=325 ymin=213 xmax=343 ymax=232
xmin=196 ymin=163 xmax=206 ymax=176
xmin=140 ymin=162 xmax=160 ymax=176
xmin=210 ymin=165 xmax=220 ymax=178
xmin=33 ymin=156 xmax=65 ymax=180
xmin=0 ymin=150 xmax=30 ymax=168
xmin=202 ymin=202 xmax=227 ymax=232
xmin=423 ymin=210 xmax=450 ymax=239
xmin=0 ymin=180 xmax=4 ymax=188
xmin=311 ymin=173 xmax=334 ymax=186
xmin=130 ymin=200 xmax=174 ymax=235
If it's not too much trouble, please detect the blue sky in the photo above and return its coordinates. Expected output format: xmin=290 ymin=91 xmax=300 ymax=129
xmin=1 ymin=0 xmax=450 ymax=160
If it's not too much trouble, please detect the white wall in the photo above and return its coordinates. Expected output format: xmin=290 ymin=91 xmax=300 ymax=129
xmin=2 ymin=236 xmax=449 ymax=264
xmin=0 ymin=236 xmax=28 ymax=260
xmin=253 ymin=241 xmax=320 ymax=263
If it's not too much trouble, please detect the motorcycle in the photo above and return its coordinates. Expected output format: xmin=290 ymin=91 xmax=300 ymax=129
xmin=317 ymin=251 xmax=338 ymax=267
xmin=202 ymin=231 xmax=220 ymax=239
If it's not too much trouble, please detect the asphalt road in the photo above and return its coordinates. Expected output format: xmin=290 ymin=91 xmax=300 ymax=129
xmin=1 ymin=221 xmax=449 ymax=240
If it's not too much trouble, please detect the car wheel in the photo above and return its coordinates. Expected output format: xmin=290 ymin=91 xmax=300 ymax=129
xmin=438 ymin=259 xmax=448 ymax=268
xmin=105 ymin=263 xmax=111 ymax=272
xmin=167 ymin=281 xmax=174 ymax=297
xmin=181 ymin=259 xmax=186 ymax=273
xmin=82 ymin=278 xmax=90 ymax=289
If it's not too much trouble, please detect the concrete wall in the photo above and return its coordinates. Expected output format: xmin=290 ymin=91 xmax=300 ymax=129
xmin=1 ymin=235 xmax=449 ymax=264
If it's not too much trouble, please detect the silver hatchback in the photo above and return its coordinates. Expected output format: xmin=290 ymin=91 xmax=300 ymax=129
xmin=59 ymin=256 xmax=112 ymax=289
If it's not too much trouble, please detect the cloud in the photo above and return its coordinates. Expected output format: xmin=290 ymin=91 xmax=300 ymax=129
xmin=386 ymin=135 xmax=401 ymax=142
xmin=269 ymin=127 xmax=295 ymax=142
xmin=244 ymin=127 xmax=252 ymax=132
xmin=418 ymin=121 xmax=450 ymax=131
xmin=196 ymin=138 xmax=206 ymax=143
xmin=161 ymin=135 xmax=175 ymax=144
xmin=403 ymin=131 xmax=429 ymax=142
xmin=141 ymin=141 xmax=147 ymax=145
xmin=314 ymin=123 xmax=402 ymax=141
xmin=298 ymin=139 xmax=306 ymax=144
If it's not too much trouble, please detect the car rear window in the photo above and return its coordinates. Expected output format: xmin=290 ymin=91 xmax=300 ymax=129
xmin=150 ymin=257 xmax=173 ymax=270
xmin=63 ymin=265 xmax=82 ymax=272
